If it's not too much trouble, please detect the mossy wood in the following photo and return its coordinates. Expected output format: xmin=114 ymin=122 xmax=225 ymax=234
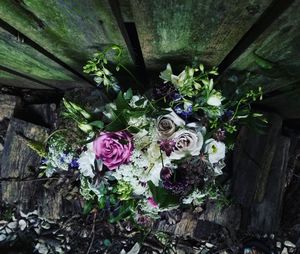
xmin=127 ymin=0 xmax=272 ymax=70
xmin=228 ymin=0 xmax=300 ymax=94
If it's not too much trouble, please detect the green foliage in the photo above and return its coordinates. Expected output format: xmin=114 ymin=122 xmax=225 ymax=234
xmin=26 ymin=139 xmax=47 ymax=157
xmin=83 ymin=45 xmax=123 ymax=89
xmin=116 ymin=181 xmax=133 ymax=201
xmin=160 ymin=63 xmax=218 ymax=98
xmin=148 ymin=181 xmax=178 ymax=208
xmin=62 ymin=98 xmax=104 ymax=134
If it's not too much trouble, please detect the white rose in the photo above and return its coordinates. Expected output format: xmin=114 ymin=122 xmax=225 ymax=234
xmin=204 ymin=139 xmax=225 ymax=164
xmin=156 ymin=109 xmax=185 ymax=138
xmin=169 ymin=129 xmax=203 ymax=160
xmin=207 ymin=93 xmax=222 ymax=107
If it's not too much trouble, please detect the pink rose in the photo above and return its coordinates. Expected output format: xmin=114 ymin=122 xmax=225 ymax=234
xmin=93 ymin=131 xmax=133 ymax=170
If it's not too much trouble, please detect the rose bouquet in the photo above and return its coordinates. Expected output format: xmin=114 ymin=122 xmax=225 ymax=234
xmin=31 ymin=47 xmax=265 ymax=225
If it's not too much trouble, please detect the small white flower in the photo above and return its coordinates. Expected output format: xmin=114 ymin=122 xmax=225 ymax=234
xmin=204 ymin=139 xmax=226 ymax=164
xmin=129 ymin=95 xmax=148 ymax=108
xmin=207 ymin=93 xmax=222 ymax=107
xmin=78 ymin=143 xmax=95 ymax=178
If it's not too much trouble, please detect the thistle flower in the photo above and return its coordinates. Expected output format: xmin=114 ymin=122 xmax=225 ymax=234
xmin=160 ymin=166 xmax=173 ymax=181
xmin=158 ymin=139 xmax=176 ymax=156
xmin=213 ymin=129 xmax=226 ymax=141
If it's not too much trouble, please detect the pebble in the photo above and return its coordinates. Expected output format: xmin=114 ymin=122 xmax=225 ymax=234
xmin=19 ymin=219 xmax=27 ymax=231
xmin=0 ymin=234 xmax=6 ymax=241
xmin=284 ymin=241 xmax=296 ymax=248
xmin=282 ymin=247 xmax=288 ymax=254
xmin=7 ymin=221 xmax=17 ymax=229
xmin=277 ymin=242 xmax=282 ymax=248
xmin=205 ymin=243 xmax=214 ymax=248
xmin=270 ymin=234 xmax=275 ymax=239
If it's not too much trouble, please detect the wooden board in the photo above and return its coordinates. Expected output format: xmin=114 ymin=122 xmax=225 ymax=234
xmin=0 ymin=27 xmax=86 ymax=89
xmin=227 ymin=0 xmax=300 ymax=93
xmin=0 ymin=70 xmax=52 ymax=90
xmin=260 ymin=82 xmax=300 ymax=119
xmin=128 ymin=0 xmax=272 ymax=70
xmin=0 ymin=0 xmax=133 ymax=74
xmin=0 ymin=118 xmax=76 ymax=219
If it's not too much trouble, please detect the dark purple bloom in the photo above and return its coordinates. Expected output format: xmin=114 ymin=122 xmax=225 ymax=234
xmin=213 ymin=129 xmax=226 ymax=141
xmin=222 ymin=110 xmax=234 ymax=122
xmin=153 ymin=83 xmax=177 ymax=102
xmin=158 ymin=139 xmax=176 ymax=156
xmin=160 ymin=167 xmax=173 ymax=181
xmin=163 ymin=180 xmax=189 ymax=195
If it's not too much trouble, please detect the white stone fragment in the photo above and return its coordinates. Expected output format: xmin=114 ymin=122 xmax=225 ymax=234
xmin=19 ymin=219 xmax=27 ymax=231
xmin=284 ymin=241 xmax=296 ymax=248
xmin=282 ymin=247 xmax=288 ymax=254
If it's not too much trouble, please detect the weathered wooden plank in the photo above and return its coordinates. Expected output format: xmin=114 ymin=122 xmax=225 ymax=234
xmin=0 ymin=94 xmax=21 ymax=121
xmin=0 ymin=70 xmax=51 ymax=90
xmin=0 ymin=0 xmax=133 ymax=73
xmin=0 ymin=118 xmax=48 ymax=179
xmin=0 ymin=27 xmax=86 ymax=89
xmin=232 ymin=113 xmax=292 ymax=232
xmin=260 ymin=82 xmax=300 ymax=119
xmin=232 ymin=113 xmax=282 ymax=207
xmin=227 ymin=0 xmax=300 ymax=93
xmin=128 ymin=0 xmax=272 ymax=70
xmin=248 ymin=135 xmax=290 ymax=232
xmin=0 ymin=118 xmax=76 ymax=219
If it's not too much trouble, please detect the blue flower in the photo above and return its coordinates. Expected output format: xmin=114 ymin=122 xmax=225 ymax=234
xmin=174 ymin=104 xmax=193 ymax=119
xmin=70 ymin=159 xmax=79 ymax=168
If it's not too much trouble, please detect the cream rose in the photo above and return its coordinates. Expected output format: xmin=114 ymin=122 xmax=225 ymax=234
xmin=169 ymin=129 xmax=203 ymax=160
xmin=204 ymin=138 xmax=225 ymax=164
xmin=156 ymin=109 xmax=185 ymax=138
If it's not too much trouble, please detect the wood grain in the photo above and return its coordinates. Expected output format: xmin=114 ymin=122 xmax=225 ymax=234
xmin=0 ymin=0 xmax=133 ymax=74
xmin=128 ymin=0 xmax=272 ymax=70
xmin=227 ymin=0 xmax=300 ymax=93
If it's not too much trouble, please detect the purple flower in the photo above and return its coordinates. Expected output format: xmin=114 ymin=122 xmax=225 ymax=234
xmin=93 ymin=131 xmax=134 ymax=170
xmin=158 ymin=139 xmax=176 ymax=156
xmin=160 ymin=167 xmax=173 ymax=181
xmin=222 ymin=110 xmax=234 ymax=122
xmin=213 ymin=129 xmax=226 ymax=141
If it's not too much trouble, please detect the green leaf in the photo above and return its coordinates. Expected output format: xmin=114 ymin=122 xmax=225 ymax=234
xmin=115 ymin=92 xmax=130 ymax=110
xmin=124 ymin=88 xmax=133 ymax=100
xmin=89 ymin=120 xmax=104 ymax=129
xmin=83 ymin=200 xmax=93 ymax=215
xmin=103 ymin=239 xmax=112 ymax=247
xmin=148 ymin=181 xmax=178 ymax=208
